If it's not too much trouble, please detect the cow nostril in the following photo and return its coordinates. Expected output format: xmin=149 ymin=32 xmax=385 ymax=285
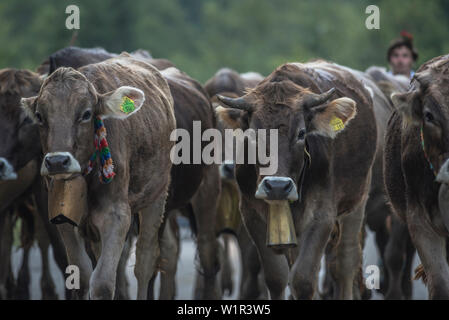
xmin=264 ymin=180 xmax=273 ymax=191
xmin=62 ymin=157 xmax=70 ymax=167
xmin=0 ymin=161 xmax=4 ymax=170
xmin=45 ymin=158 xmax=51 ymax=169
xmin=283 ymin=181 xmax=293 ymax=192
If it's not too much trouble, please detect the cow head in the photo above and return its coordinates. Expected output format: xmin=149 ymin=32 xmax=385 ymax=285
xmin=21 ymin=67 xmax=145 ymax=180
xmin=0 ymin=69 xmax=42 ymax=181
xmin=216 ymin=67 xmax=356 ymax=203
xmin=392 ymin=58 xmax=449 ymax=232
xmin=392 ymin=61 xmax=449 ymax=179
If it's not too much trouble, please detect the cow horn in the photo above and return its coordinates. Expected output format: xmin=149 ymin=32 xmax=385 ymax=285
xmin=415 ymin=70 xmax=431 ymax=89
xmin=303 ymin=88 xmax=336 ymax=108
xmin=216 ymin=95 xmax=253 ymax=112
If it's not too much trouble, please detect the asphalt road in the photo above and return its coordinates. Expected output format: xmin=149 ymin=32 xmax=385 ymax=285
xmin=11 ymin=227 xmax=427 ymax=300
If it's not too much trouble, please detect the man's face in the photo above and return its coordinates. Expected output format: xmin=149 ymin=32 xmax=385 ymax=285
xmin=389 ymin=45 xmax=414 ymax=77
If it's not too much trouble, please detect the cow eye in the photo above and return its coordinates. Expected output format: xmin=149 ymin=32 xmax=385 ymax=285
xmin=424 ymin=111 xmax=434 ymax=122
xmin=297 ymin=128 xmax=306 ymax=141
xmin=80 ymin=110 xmax=92 ymax=122
xmin=35 ymin=112 xmax=43 ymax=125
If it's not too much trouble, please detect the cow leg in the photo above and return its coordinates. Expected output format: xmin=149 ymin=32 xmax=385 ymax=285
xmin=190 ymin=166 xmax=221 ymax=299
xmin=237 ymin=225 xmax=264 ymax=299
xmin=147 ymin=274 xmax=157 ymax=300
xmin=134 ymin=198 xmax=165 ymax=300
xmin=220 ymin=233 xmax=234 ymax=297
xmin=15 ymin=203 xmax=34 ymax=300
xmin=32 ymin=178 xmax=69 ymax=298
xmin=401 ymin=235 xmax=415 ymax=300
xmin=193 ymin=240 xmax=222 ymax=300
xmin=321 ymin=224 xmax=340 ymax=300
xmin=57 ymin=224 xmax=92 ymax=299
xmin=241 ymin=200 xmax=289 ymax=300
xmin=365 ymin=196 xmax=391 ymax=296
xmin=159 ymin=213 xmax=180 ymax=300
xmin=114 ymin=231 xmax=132 ymax=300
xmin=407 ymin=206 xmax=449 ymax=299
xmin=34 ymin=211 xmax=58 ymax=300
xmin=384 ymin=216 xmax=410 ymax=299
xmin=15 ymin=245 xmax=31 ymax=300
xmin=333 ymin=197 xmax=367 ymax=300
xmin=290 ymin=206 xmax=334 ymax=300
xmin=0 ymin=210 xmax=14 ymax=299
xmin=88 ymin=201 xmax=131 ymax=300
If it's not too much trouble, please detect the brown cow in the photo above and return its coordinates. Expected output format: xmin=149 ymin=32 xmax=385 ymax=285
xmin=363 ymin=66 xmax=416 ymax=300
xmin=385 ymin=54 xmax=449 ymax=299
xmin=204 ymin=68 xmax=267 ymax=299
xmin=40 ymin=48 xmax=222 ymax=299
xmin=0 ymin=69 xmax=68 ymax=299
xmin=217 ymin=61 xmax=377 ymax=299
xmin=37 ymin=46 xmax=174 ymax=76
xmin=21 ymin=55 xmax=176 ymax=299
xmin=154 ymin=66 xmax=221 ymax=299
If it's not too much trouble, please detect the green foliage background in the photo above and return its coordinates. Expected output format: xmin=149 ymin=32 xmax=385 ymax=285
xmin=0 ymin=0 xmax=448 ymax=82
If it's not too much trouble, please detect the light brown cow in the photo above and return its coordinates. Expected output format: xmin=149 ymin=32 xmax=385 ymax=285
xmin=21 ymin=55 xmax=176 ymax=299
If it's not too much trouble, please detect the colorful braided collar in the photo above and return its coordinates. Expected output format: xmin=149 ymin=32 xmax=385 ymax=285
xmin=84 ymin=116 xmax=115 ymax=184
xmin=420 ymin=126 xmax=437 ymax=176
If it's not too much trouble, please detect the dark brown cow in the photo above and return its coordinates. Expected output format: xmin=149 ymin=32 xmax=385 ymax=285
xmin=156 ymin=66 xmax=221 ymax=300
xmin=362 ymin=67 xmax=416 ymax=300
xmin=21 ymin=55 xmax=176 ymax=299
xmin=204 ymin=68 xmax=267 ymax=299
xmin=205 ymin=68 xmax=263 ymax=98
xmin=0 ymin=69 xmax=68 ymax=299
xmin=37 ymin=46 xmax=174 ymax=75
xmin=217 ymin=61 xmax=377 ymax=299
xmin=385 ymin=54 xmax=449 ymax=299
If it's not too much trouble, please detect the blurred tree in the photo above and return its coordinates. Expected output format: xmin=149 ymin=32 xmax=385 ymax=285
xmin=0 ymin=0 xmax=447 ymax=81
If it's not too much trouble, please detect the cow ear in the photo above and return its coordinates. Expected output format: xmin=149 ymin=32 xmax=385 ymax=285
xmin=391 ymin=91 xmax=421 ymax=124
xmin=215 ymin=106 xmax=249 ymax=130
xmin=97 ymin=86 xmax=145 ymax=119
xmin=307 ymin=97 xmax=357 ymax=138
xmin=20 ymin=96 xmax=38 ymax=120
xmin=21 ymin=96 xmax=37 ymax=110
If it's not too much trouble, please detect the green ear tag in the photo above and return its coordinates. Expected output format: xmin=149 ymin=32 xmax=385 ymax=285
xmin=330 ymin=116 xmax=345 ymax=132
xmin=120 ymin=96 xmax=135 ymax=114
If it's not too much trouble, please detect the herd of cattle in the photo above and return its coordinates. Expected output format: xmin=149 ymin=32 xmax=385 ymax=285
xmin=0 ymin=46 xmax=448 ymax=300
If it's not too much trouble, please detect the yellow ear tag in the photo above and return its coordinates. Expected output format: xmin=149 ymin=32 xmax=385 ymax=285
xmin=120 ymin=96 xmax=135 ymax=114
xmin=330 ymin=116 xmax=345 ymax=132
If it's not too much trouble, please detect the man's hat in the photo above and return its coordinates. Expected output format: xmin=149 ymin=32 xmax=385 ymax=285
xmin=387 ymin=31 xmax=419 ymax=62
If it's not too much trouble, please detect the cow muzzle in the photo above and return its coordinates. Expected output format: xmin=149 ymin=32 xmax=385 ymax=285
xmin=255 ymin=176 xmax=298 ymax=201
xmin=220 ymin=161 xmax=235 ymax=180
xmin=41 ymin=152 xmax=81 ymax=177
xmin=0 ymin=157 xmax=17 ymax=181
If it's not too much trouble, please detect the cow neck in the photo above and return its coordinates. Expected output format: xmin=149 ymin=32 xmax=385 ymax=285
xmin=84 ymin=116 xmax=116 ymax=184
xmin=297 ymin=139 xmax=311 ymax=203
xmin=420 ymin=126 xmax=437 ymax=177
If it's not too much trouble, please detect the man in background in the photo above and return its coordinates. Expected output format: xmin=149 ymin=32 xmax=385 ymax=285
xmin=387 ymin=31 xmax=419 ymax=79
